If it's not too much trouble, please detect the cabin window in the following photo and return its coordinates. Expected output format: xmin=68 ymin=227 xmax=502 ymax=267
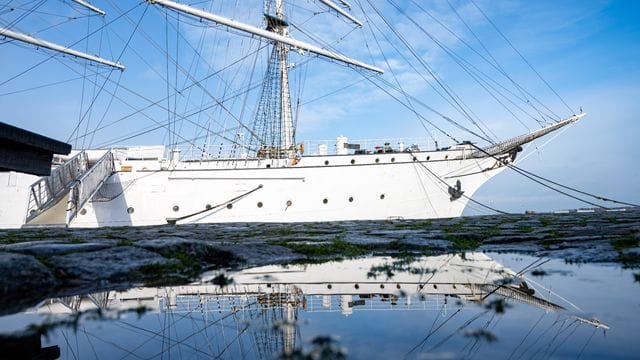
xmin=380 ymin=194 xmax=385 ymax=200
xmin=206 ymin=204 xmax=212 ymax=210
xmin=80 ymin=209 xmax=87 ymax=215
xmin=323 ymin=198 xmax=328 ymax=204
xmin=257 ymin=202 xmax=263 ymax=208
xmin=350 ymin=159 xmax=355 ymax=164
xmin=348 ymin=196 xmax=354 ymax=202
xmin=412 ymin=156 xmax=417 ymax=161
xmin=445 ymin=155 xmax=449 ymax=160
xmin=375 ymin=158 xmax=380 ymax=163
xmin=324 ymin=160 xmax=329 ymax=165
xmin=266 ymin=164 xmax=271 ymax=168
xmin=172 ymin=205 xmax=179 ymax=212
xmin=426 ymin=156 xmax=431 ymax=161
xmin=286 ymin=200 xmax=293 ymax=207
xmin=391 ymin=157 xmax=395 ymax=162
xmin=126 ymin=207 xmax=134 ymax=214
xmin=227 ymin=204 xmax=233 ymax=209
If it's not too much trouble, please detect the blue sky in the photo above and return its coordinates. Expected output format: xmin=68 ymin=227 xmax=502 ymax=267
xmin=1 ymin=0 xmax=638 ymax=214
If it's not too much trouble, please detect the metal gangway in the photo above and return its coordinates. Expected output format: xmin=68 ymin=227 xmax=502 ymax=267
xmin=25 ymin=150 xmax=115 ymax=226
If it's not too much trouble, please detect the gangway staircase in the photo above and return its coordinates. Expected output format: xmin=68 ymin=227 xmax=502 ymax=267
xmin=24 ymin=150 xmax=115 ymax=227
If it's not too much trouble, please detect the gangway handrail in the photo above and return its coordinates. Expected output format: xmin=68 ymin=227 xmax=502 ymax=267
xmin=66 ymin=150 xmax=115 ymax=224
xmin=25 ymin=151 xmax=88 ymax=223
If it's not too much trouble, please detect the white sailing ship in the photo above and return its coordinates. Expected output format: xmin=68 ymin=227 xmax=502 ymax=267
xmin=0 ymin=0 xmax=584 ymax=228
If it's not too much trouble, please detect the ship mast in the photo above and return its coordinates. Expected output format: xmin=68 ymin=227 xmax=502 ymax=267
xmin=252 ymin=0 xmax=295 ymax=158
xmin=275 ymin=0 xmax=294 ymax=155
xmin=146 ymin=0 xmax=382 ymax=158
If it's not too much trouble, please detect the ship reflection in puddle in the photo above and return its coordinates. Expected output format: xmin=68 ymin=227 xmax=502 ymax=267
xmin=2 ymin=252 xmax=634 ymax=359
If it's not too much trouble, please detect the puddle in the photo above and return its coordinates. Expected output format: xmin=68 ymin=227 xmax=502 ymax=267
xmin=0 ymin=252 xmax=638 ymax=359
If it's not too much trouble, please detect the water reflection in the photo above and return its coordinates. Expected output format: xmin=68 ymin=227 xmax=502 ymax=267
xmin=0 ymin=253 xmax=625 ymax=359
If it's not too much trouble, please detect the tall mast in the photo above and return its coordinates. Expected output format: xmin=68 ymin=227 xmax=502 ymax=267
xmin=146 ymin=0 xmax=383 ymax=158
xmin=275 ymin=0 xmax=294 ymax=153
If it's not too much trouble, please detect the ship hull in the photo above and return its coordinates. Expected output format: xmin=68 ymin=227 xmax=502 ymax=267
xmin=69 ymin=149 xmax=505 ymax=227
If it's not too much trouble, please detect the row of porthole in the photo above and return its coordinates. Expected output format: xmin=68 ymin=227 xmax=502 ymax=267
xmin=124 ymin=194 xmax=387 ymax=214
xmin=325 ymin=158 xmax=395 ymax=165
xmin=323 ymin=155 xmax=449 ymax=166
xmin=127 ymin=204 xmax=221 ymax=214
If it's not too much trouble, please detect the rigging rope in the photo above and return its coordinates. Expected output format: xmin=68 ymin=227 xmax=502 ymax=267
xmin=382 ymin=0 xmax=498 ymax=143
xmin=441 ymin=0 xmax=558 ymax=124
xmin=470 ymin=143 xmax=640 ymax=209
xmin=469 ymin=0 xmax=575 ymax=114
xmin=358 ymin=2 xmax=437 ymax=145
xmin=67 ymin=3 xmax=148 ymax=145
xmin=364 ymin=0 xmax=496 ymax=144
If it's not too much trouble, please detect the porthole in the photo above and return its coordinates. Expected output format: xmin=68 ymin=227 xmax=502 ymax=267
xmin=396 ymin=284 xmax=401 ymax=289
xmin=426 ymin=156 xmax=431 ymax=161
xmin=327 ymin=284 xmax=332 ymax=289
xmin=375 ymin=158 xmax=380 ymax=163
xmin=348 ymin=196 xmax=354 ymax=202
xmin=350 ymin=159 xmax=355 ymax=164
xmin=172 ymin=205 xmax=179 ymax=212
xmin=80 ymin=208 xmax=87 ymax=215
xmin=206 ymin=204 xmax=212 ymax=210
xmin=391 ymin=157 xmax=395 ymax=162
xmin=433 ymin=284 xmax=438 ymax=289
xmin=323 ymin=198 xmax=328 ymax=204
xmin=227 ymin=203 xmax=233 ymax=209
xmin=380 ymin=194 xmax=385 ymax=200
xmin=286 ymin=200 xmax=293 ymax=207
xmin=127 ymin=207 xmax=134 ymax=214
xmin=257 ymin=202 xmax=263 ymax=208
xmin=380 ymin=284 xmax=385 ymax=289
xmin=445 ymin=155 xmax=449 ymax=160
xmin=354 ymin=283 xmax=360 ymax=289
xmin=412 ymin=156 xmax=417 ymax=161
xmin=324 ymin=160 xmax=329 ymax=165
xmin=266 ymin=164 xmax=271 ymax=168
xmin=419 ymin=284 xmax=424 ymax=289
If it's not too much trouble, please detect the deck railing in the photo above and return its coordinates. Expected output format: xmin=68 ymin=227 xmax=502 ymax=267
xmin=26 ymin=151 xmax=89 ymax=223
xmin=66 ymin=150 xmax=115 ymax=223
xmin=171 ymin=137 xmax=450 ymax=161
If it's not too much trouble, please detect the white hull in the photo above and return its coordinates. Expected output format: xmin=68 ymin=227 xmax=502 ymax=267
xmin=1 ymin=148 xmax=506 ymax=228
xmin=71 ymin=148 xmax=503 ymax=227
xmin=1 ymin=145 xmax=508 ymax=229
